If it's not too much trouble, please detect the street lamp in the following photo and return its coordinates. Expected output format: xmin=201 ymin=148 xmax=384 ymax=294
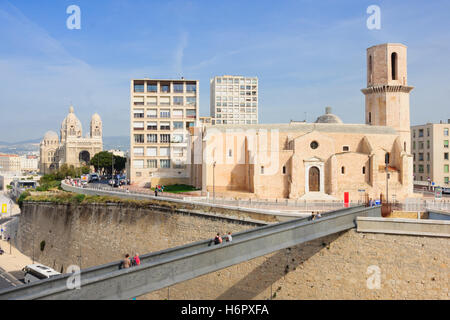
xmin=213 ymin=161 xmax=216 ymax=203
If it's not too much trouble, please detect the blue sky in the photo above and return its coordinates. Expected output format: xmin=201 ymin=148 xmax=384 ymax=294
xmin=0 ymin=0 xmax=449 ymax=142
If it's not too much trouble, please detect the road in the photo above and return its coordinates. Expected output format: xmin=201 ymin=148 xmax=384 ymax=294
xmin=0 ymin=267 xmax=20 ymax=290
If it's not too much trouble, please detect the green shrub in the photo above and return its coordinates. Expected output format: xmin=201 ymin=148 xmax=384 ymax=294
xmin=40 ymin=240 xmax=46 ymax=252
xmin=6 ymin=185 xmax=12 ymax=190
xmin=17 ymin=191 xmax=31 ymax=209
xmin=73 ymin=194 xmax=86 ymax=203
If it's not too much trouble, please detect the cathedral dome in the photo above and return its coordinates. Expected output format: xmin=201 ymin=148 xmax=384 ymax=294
xmin=91 ymin=113 xmax=102 ymax=122
xmin=43 ymin=131 xmax=58 ymax=141
xmin=315 ymin=107 xmax=343 ymax=124
xmin=61 ymin=105 xmax=82 ymax=136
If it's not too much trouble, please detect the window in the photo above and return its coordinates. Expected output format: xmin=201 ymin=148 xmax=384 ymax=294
xmin=134 ymin=134 xmax=144 ymax=143
xmin=133 ymin=122 xmax=144 ymax=130
xmin=146 ymin=147 xmax=157 ymax=156
xmin=419 ymin=129 xmax=424 ymax=137
xmin=173 ymin=83 xmax=184 ymax=93
xmin=427 ymin=153 xmax=430 ymax=161
xmin=427 ymin=128 xmax=430 ymax=137
xmin=418 ymin=165 xmax=424 ymax=173
xmin=445 ymin=153 xmax=449 ymax=160
xmin=133 ymin=160 xmax=144 ymax=169
xmin=173 ymin=147 xmax=184 ymax=157
xmin=173 ymin=109 xmax=183 ymax=118
xmin=133 ymin=109 xmax=144 ymax=118
xmin=146 ymin=109 xmax=157 ymax=118
xmin=341 ymin=167 xmax=345 ymax=174
xmin=133 ymin=96 xmax=144 ymax=105
xmin=147 ymin=122 xmax=157 ymax=130
xmin=173 ymin=121 xmax=183 ymax=129
xmin=159 ymin=147 xmax=170 ymax=156
xmin=147 ymin=134 xmax=157 ymax=143
xmin=134 ymin=83 xmax=144 ymax=92
xmin=160 ymin=134 xmax=170 ymax=143
xmin=160 ymin=159 xmax=171 ymax=168
xmin=413 ymin=141 xmax=416 ymax=150
xmin=413 ymin=130 xmax=416 ymax=138
xmin=362 ymin=166 xmax=366 ymax=174
xmin=160 ymin=97 xmax=170 ymax=105
xmin=228 ymin=149 xmax=232 ymax=157
xmin=385 ymin=153 xmax=390 ymax=164
xmin=419 ymin=141 xmax=424 ymax=149
xmin=445 ymin=128 xmax=449 ymax=136
xmin=186 ymin=109 xmax=196 ymax=118
xmin=147 ymin=83 xmax=157 ymax=92
xmin=445 ymin=177 xmax=449 ymax=184
xmin=368 ymin=112 xmax=371 ymax=124
xmin=343 ymin=146 xmax=349 ymax=152
xmin=160 ymin=122 xmax=170 ymax=130
xmin=161 ymin=84 xmax=170 ymax=93
xmin=427 ymin=164 xmax=430 ymax=174
xmin=160 ymin=109 xmax=170 ymax=118
xmin=186 ymin=84 xmax=196 ymax=93
xmin=418 ymin=153 xmax=424 ymax=161
xmin=147 ymin=97 xmax=157 ymax=105
xmin=173 ymin=96 xmax=183 ymax=105
xmin=282 ymin=166 xmax=286 ymax=174
xmin=427 ymin=140 xmax=430 ymax=149
xmin=147 ymin=159 xmax=157 ymax=168
xmin=391 ymin=52 xmax=398 ymax=80
xmin=186 ymin=97 xmax=196 ymax=106
xmin=136 ymin=172 xmax=142 ymax=177
xmin=310 ymin=141 xmax=319 ymax=149
xmin=186 ymin=122 xmax=194 ymax=129
xmin=445 ymin=140 xmax=449 ymax=148
xmin=445 ymin=165 xmax=449 ymax=173
xmin=261 ymin=166 xmax=264 ymax=174
xmin=133 ymin=147 xmax=144 ymax=156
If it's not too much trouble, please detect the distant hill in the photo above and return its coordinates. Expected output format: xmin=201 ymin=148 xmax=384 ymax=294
xmin=0 ymin=136 xmax=129 ymax=155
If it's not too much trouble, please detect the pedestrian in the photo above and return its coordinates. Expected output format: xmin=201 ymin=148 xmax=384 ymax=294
xmin=311 ymin=212 xmax=317 ymax=221
xmin=213 ymin=233 xmax=222 ymax=245
xmin=154 ymin=188 xmax=158 ymax=197
xmin=121 ymin=254 xmax=131 ymax=269
xmin=133 ymin=253 xmax=141 ymax=266
xmin=316 ymin=212 xmax=322 ymax=219
xmin=225 ymin=232 xmax=232 ymax=242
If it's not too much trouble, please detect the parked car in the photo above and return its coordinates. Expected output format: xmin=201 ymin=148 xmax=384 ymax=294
xmin=89 ymin=173 xmax=99 ymax=182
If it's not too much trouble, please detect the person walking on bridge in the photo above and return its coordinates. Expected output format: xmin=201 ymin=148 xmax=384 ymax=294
xmin=133 ymin=253 xmax=141 ymax=266
xmin=121 ymin=254 xmax=131 ymax=269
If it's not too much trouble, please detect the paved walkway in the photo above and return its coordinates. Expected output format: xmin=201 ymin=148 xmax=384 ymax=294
xmin=0 ymin=239 xmax=33 ymax=284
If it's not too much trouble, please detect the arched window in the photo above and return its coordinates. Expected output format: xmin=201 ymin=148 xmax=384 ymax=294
xmin=369 ymin=55 xmax=373 ymax=82
xmin=391 ymin=52 xmax=398 ymax=80
xmin=385 ymin=152 xmax=390 ymax=165
xmin=368 ymin=112 xmax=372 ymax=124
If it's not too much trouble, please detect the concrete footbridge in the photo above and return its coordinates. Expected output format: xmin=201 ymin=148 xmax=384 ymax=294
xmin=0 ymin=204 xmax=380 ymax=300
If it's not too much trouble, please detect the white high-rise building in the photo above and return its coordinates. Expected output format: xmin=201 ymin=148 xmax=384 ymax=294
xmin=210 ymin=75 xmax=258 ymax=125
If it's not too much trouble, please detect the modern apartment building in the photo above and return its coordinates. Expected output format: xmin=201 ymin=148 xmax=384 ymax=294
xmin=210 ymin=75 xmax=258 ymax=125
xmin=411 ymin=120 xmax=450 ymax=187
xmin=130 ymin=78 xmax=199 ymax=186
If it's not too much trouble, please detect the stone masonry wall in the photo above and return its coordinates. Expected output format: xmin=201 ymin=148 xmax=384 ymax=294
xmin=17 ymin=202 xmax=449 ymax=299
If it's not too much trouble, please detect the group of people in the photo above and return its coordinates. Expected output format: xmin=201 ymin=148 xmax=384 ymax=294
xmin=210 ymin=232 xmax=233 ymax=246
xmin=309 ymin=212 xmax=322 ymax=221
xmin=154 ymin=185 xmax=165 ymax=197
xmin=120 ymin=253 xmax=141 ymax=269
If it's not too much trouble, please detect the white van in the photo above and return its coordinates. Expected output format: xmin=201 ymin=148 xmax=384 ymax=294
xmin=22 ymin=264 xmax=61 ymax=284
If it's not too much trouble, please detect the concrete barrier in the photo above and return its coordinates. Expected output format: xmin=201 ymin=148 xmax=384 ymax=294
xmin=428 ymin=210 xmax=450 ymax=221
xmin=356 ymin=216 xmax=450 ymax=237
xmin=0 ymin=205 xmax=380 ymax=300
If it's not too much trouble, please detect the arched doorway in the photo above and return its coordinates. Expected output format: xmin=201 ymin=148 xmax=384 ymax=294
xmin=309 ymin=166 xmax=320 ymax=192
xmin=79 ymin=151 xmax=90 ymax=165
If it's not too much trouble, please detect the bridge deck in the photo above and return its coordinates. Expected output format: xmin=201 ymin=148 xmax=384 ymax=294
xmin=0 ymin=205 xmax=380 ymax=300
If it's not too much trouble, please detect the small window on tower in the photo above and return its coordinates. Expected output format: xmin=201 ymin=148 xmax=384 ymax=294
xmin=368 ymin=112 xmax=372 ymax=124
xmin=391 ymin=52 xmax=398 ymax=80
xmin=343 ymin=146 xmax=349 ymax=152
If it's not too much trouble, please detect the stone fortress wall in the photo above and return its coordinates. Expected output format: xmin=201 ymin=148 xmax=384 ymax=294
xmin=16 ymin=201 xmax=449 ymax=299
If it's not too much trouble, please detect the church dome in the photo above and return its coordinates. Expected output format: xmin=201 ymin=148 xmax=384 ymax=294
xmin=43 ymin=131 xmax=58 ymax=141
xmin=315 ymin=107 xmax=343 ymax=124
xmin=61 ymin=105 xmax=82 ymax=135
xmin=91 ymin=113 xmax=102 ymax=122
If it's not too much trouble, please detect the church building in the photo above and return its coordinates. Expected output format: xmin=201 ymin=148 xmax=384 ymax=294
xmin=189 ymin=43 xmax=415 ymax=202
xmin=39 ymin=106 xmax=103 ymax=174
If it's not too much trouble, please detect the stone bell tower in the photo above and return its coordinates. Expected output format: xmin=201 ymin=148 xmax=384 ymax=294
xmin=361 ymin=43 xmax=414 ymax=153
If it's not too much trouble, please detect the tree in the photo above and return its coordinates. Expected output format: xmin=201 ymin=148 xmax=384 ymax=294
xmin=90 ymin=151 xmax=127 ymax=175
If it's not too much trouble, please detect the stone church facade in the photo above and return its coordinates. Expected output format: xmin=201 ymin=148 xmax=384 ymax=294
xmin=189 ymin=43 xmax=416 ymax=202
xmin=39 ymin=106 xmax=103 ymax=174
